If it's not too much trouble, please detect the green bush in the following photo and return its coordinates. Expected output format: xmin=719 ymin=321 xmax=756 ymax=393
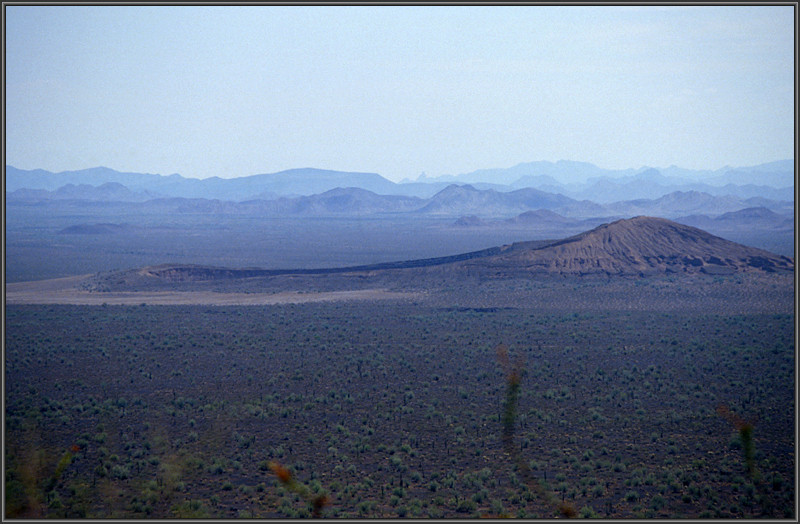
xmin=456 ymin=498 xmax=477 ymax=513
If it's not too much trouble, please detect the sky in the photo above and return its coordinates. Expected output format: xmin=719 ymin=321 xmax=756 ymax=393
xmin=5 ymin=5 xmax=795 ymax=182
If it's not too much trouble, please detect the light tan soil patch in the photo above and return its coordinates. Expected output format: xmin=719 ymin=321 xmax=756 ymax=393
xmin=6 ymin=278 xmax=422 ymax=305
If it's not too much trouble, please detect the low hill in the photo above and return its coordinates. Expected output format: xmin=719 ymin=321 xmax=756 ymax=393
xmin=58 ymin=223 xmax=135 ymax=235
xmin=458 ymin=216 xmax=794 ymax=277
xmin=675 ymin=207 xmax=794 ymax=231
xmin=504 ymin=209 xmax=576 ymax=226
xmin=80 ymin=216 xmax=793 ymax=293
xmin=452 ymin=215 xmax=489 ymax=227
xmin=715 ymin=206 xmax=788 ymax=224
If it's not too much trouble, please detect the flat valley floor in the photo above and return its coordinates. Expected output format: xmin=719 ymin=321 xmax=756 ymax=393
xmin=4 ymin=274 xmax=795 ymax=518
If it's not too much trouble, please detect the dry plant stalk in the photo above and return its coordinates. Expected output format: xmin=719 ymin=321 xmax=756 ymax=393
xmin=268 ymin=461 xmax=329 ymax=517
xmin=716 ymin=404 xmax=757 ymax=478
xmin=496 ymin=343 xmax=576 ymax=518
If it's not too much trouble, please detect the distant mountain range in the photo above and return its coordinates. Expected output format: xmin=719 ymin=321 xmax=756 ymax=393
xmin=421 ymin=159 xmax=794 ymax=201
xmin=6 ymin=161 xmax=794 ymax=226
xmin=10 ymin=181 xmax=792 ymax=222
xmin=9 ymin=182 xmax=160 ymax=202
xmin=5 ymin=166 xmax=398 ymax=201
xmin=7 ymin=159 xmax=794 ymax=201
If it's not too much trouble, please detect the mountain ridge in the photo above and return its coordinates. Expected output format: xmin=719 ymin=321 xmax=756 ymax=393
xmin=5 ymin=165 xmax=398 ymax=200
xmin=8 ymin=178 xmax=792 ymax=223
xmin=7 ymin=159 xmax=793 ymax=202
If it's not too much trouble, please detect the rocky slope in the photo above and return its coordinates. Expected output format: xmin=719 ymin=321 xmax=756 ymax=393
xmin=455 ymin=216 xmax=794 ymax=276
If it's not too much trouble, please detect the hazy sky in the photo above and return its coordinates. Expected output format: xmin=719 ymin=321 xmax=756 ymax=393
xmin=5 ymin=5 xmax=795 ymax=182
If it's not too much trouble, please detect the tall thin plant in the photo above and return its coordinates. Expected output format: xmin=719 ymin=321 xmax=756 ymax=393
xmin=496 ymin=343 xmax=575 ymax=518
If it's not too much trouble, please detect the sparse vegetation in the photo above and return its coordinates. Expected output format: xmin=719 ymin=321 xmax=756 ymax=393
xmin=5 ymin=296 xmax=794 ymax=518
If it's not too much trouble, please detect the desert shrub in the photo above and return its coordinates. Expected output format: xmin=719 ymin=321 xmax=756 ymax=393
xmin=110 ymin=465 xmax=130 ymax=480
xmin=456 ymin=498 xmax=477 ymax=513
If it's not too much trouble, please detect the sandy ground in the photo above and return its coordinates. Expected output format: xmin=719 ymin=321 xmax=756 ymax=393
xmin=6 ymin=277 xmax=422 ymax=305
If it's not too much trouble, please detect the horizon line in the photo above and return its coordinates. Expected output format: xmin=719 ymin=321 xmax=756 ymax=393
xmin=5 ymin=157 xmax=795 ymax=183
